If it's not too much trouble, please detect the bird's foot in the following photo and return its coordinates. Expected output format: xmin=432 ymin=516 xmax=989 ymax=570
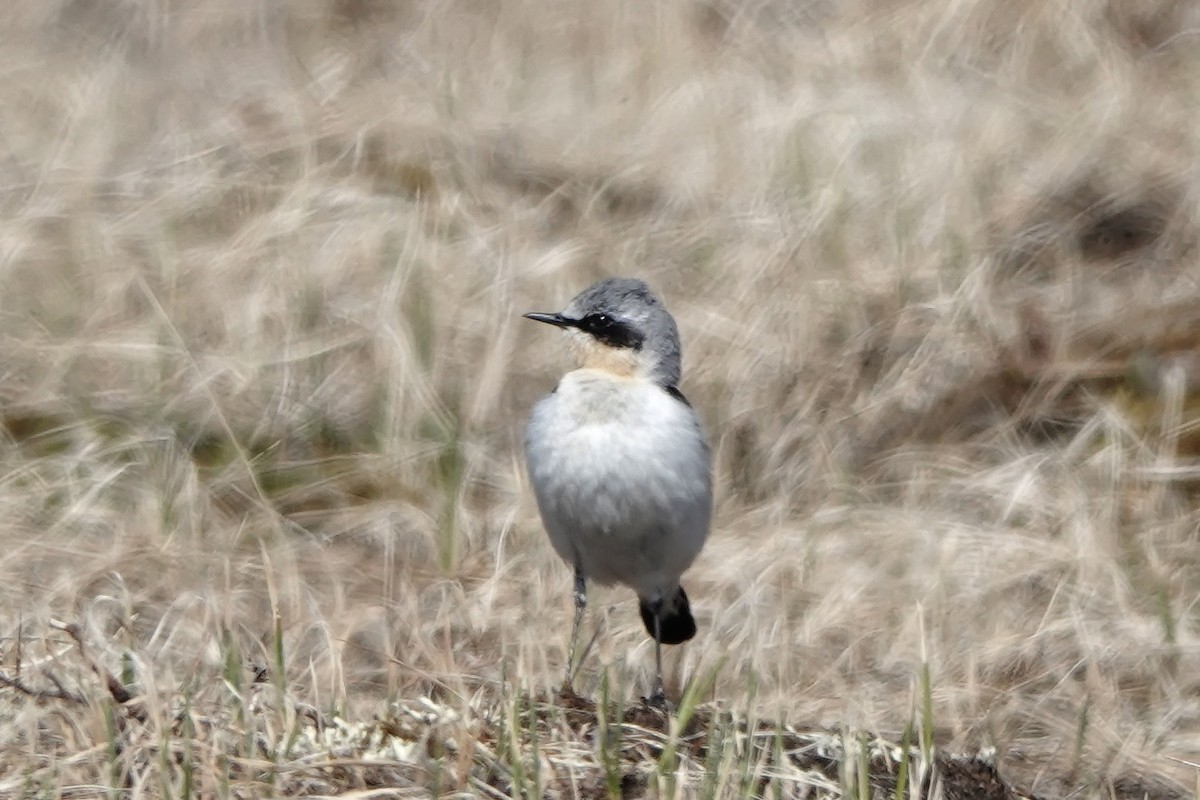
xmin=644 ymin=681 xmax=670 ymax=711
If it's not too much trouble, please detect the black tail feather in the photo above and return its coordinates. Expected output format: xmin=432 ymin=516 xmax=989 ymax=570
xmin=639 ymin=586 xmax=696 ymax=645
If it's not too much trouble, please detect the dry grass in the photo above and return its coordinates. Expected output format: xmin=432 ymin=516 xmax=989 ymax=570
xmin=2 ymin=1 xmax=1200 ymax=797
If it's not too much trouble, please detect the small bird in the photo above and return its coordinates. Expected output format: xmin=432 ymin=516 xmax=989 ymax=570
xmin=523 ymin=277 xmax=713 ymax=704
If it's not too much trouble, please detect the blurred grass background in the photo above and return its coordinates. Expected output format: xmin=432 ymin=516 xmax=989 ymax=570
xmin=2 ymin=1 xmax=1200 ymax=796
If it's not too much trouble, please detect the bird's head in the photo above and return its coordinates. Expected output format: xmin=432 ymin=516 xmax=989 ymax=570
xmin=524 ymin=278 xmax=683 ymax=386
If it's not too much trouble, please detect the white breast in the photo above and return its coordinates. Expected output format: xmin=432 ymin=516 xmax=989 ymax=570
xmin=524 ymin=369 xmax=712 ymax=598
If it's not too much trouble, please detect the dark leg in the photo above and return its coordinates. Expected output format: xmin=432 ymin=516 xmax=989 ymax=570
xmin=564 ymin=565 xmax=587 ymax=689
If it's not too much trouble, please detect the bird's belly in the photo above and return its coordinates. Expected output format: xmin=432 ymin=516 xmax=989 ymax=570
xmin=525 ymin=382 xmax=711 ymax=594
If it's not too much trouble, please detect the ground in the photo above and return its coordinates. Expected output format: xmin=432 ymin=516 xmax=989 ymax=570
xmin=1 ymin=1 xmax=1199 ymax=797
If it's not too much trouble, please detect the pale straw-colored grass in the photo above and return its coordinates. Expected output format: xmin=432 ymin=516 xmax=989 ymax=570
xmin=2 ymin=2 xmax=1199 ymax=797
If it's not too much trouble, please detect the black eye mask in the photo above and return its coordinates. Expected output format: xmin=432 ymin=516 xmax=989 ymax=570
xmin=578 ymin=313 xmax=645 ymax=350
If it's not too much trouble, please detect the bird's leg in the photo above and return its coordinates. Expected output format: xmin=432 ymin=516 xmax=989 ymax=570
xmin=564 ymin=565 xmax=587 ymax=691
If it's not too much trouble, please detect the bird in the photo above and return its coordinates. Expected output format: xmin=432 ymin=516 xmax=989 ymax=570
xmin=522 ymin=277 xmax=713 ymax=705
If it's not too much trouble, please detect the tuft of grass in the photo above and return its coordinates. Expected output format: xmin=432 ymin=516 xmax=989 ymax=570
xmin=918 ymin=661 xmax=935 ymax=767
xmin=596 ymin=669 xmax=626 ymax=799
xmin=434 ymin=417 xmax=464 ymax=572
xmin=894 ymin=720 xmax=913 ymax=800
xmin=1072 ymin=696 xmax=1090 ymax=780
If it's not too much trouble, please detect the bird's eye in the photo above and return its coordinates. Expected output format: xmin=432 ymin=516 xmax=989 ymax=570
xmin=585 ymin=313 xmax=613 ymax=330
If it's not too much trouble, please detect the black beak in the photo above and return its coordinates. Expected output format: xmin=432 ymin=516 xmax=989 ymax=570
xmin=523 ymin=312 xmax=573 ymax=328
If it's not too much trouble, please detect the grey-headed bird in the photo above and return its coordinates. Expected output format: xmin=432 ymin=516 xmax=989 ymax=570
xmin=523 ymin=277 xmax=712 ymax=704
